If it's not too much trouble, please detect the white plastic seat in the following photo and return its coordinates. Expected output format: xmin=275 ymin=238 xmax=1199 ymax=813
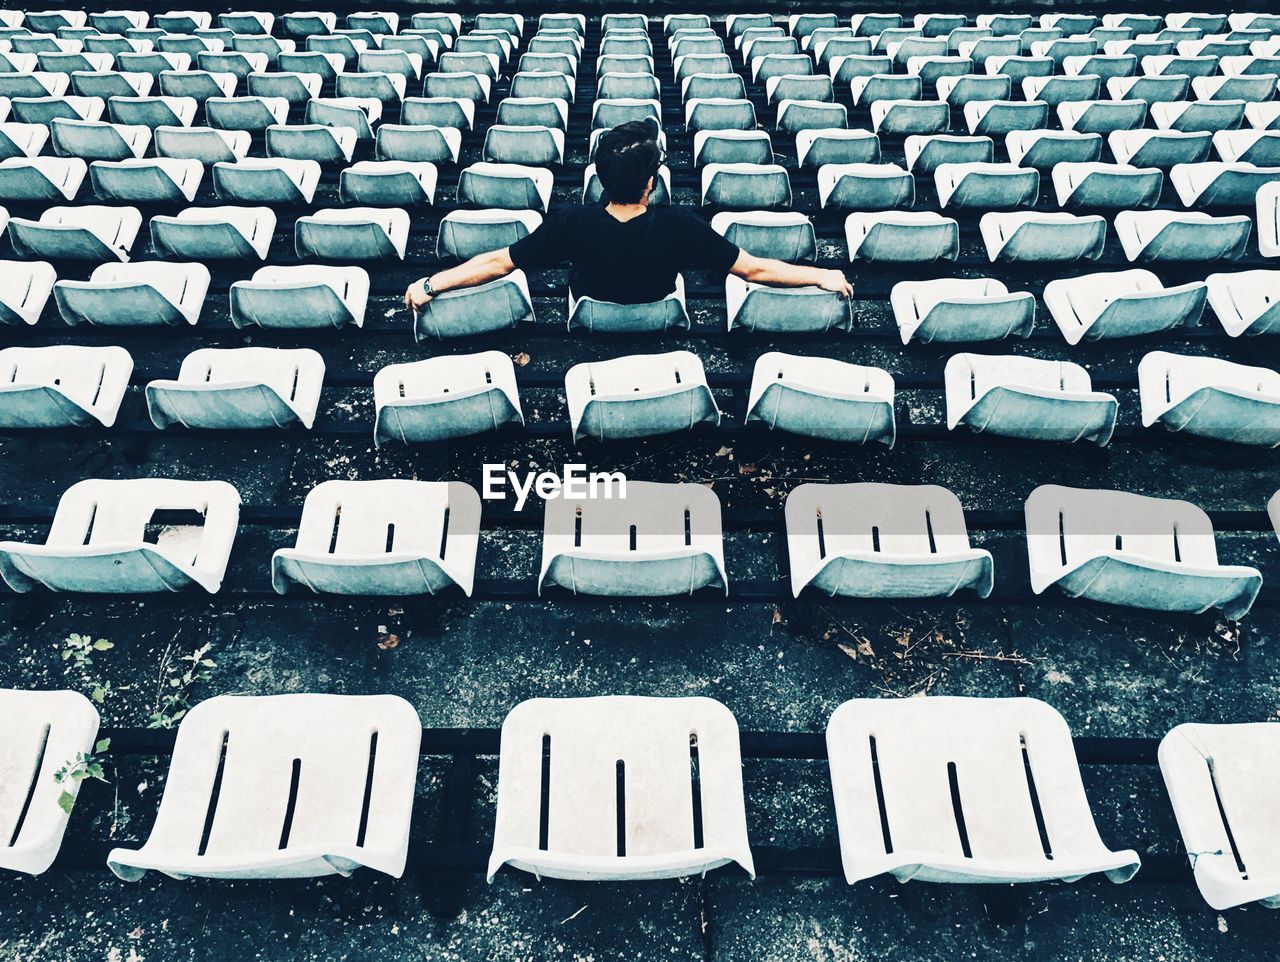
xmin=489 ymin=695 xmax=751 ymax=880
xmin=891 ymin=278 xmax=1034 ymax=344
xmin=0 ymin=689 xmax=100 ymax=875
xmin=1171 ymin=161 xmax=1280 ymax=207
xmin=817 ymin=162 xmax=912 ymax=210
xmin=108 ymin=693 xmax=421 ymax=880
xmin=0 ymin=261 xmax=57 ymax=326
xmin=1205 ymin=269 xmax=1280 ymax=335
xmin=1160 ymin=722 xmax=1280 ymax=910
xmin=980 ymin=212 xmax=1106 ymax=262
xmin=1052 ymin=162 xmax=1163 ymax=208
xmin=49 ymin=118 xmax=148 ymax=161
xmin=0 ymin=156 xmax=86 ymax=201
xmin=1045 ymin=269 xmax=1207 ymax=343
xmin=701 ymin=162 xmax=791 ymax=209
xmin=1214 ymin=129 xmax=1280 ymax=165
xmin=964 ymin=99 xmax=1049 ymax=135
xmin=151 ymin=206 xmax=275 ymax=261
xmin=9 ymin=205 xmax=140 ymax=261
xmin=565 ymin=351 xmax=718 ymax=442
xmin=265 ymin=123 xmax=357 ymax=164
xmin=726 ymin=277 xmax=848 ymax=334
xmin=1114 ymin=210 xmax=1251 ymax=261
xmin=684 ymin=97 xmax=755 ymax=132
xmin=294 ymin=207 xmax=409 ymax=261
xmin=414 ymin=272 xmax=533 ymax=340
xmin=711 ymin=211 xmax=816 ymax=262
xmin=693 ymin=129 xmax=774 ymax=167
xmin=0 ymin=345 xmax=131 ymax=427
xmin=539 ymin=481 xmax=727 ymax=597
xmin=1108 ymin=129 xmax=1214 ymax=167
xmin=153 ymin=125 xmax=250 ymax=163
xmin=146 ymin=347 xmax=324 ymax=431
xmin=272 ymin=480 xmax=480 ymax=596
xmin=338 ymin=160 xmax=437 ymax=207
xmin=1139 ymin=351 xmax=1280 ymax=445
xmin=870 ymin=98 xmax=950 ymax=134
xmin=457 ymin=162 xmax=552 ymax=212
xmin=797 ymin=128 xmax=879 ymax=168
xmin=1152 ymin=99 xmax=1248 ymax=132
xmin=827 ymin=696 xmax=1141 ymax=885
xmin=934 ymin=162 xmax=1039 ymax=208
xmin=212 ymin=157 xmax=320 ymax=204
xmin=745 ymin=353 xmax=891 ymax=443
xmin=89 ymin=157 xmax=202 ymax=202
xmin=374 ymin=123 xmax=460 ymax=164
xmin=845 ymin=211 xmax=959 ymax=262
xmin=787 ymin=483 xmax=991 ymax=598
xmin=0 ymin=478 xmax=240 ymax=594
xmin=373 ymin=351 xmax=522 ymax=445
xmin=1058 ymin=99 xmax=1148 ymax=134
xmin=0 ymin=124 xmax=51 ymax=161
xmin=53 ymin=261 xmax=209 ymax=326
xmin=437 ymin=209 xmax=542 ymax=260
xmin=569 ymin=276 xmax=686 ymax=334
xmin=946 ymin=353 xmax=1118 ymax=445
xmin=230 ymin=265 xmax=369 ymax=330
xmin=1261 ymin=181 xmax=1280 ymax=256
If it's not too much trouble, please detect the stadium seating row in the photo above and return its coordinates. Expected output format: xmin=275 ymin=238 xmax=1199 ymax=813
xmin=3 ymin=687 xmax=1278 ymax=913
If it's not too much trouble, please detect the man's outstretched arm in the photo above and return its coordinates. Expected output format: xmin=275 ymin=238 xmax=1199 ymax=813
xmin=403 ymin=248 xmax=517 ymax=310
xmin=729 ymin=251 xmax=853 ymax=297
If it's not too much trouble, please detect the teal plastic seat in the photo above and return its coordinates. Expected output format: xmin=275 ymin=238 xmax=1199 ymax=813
xmin=568 ymin=276 xmax=688 ymax=333
xmin=1214 ymin=130 xmax=1280 ymax=166
xmin=1140 ymin=351 xmax=1280 ymax=446
xmin=565 ymin=351 xmax=719 ymax=441
xmin=335 ymin=71 xmax=408 ymax=105
xmin=963 ymin=99 xmax=1049 ymax=135
xmin=539 ymin=481 xmax=727 ymax=597
xmin=797 ymin=129 xmax=880 ymax=168
xmin=414 ymin=272 xmax=533 ymax=340
xmin=151 ymin=205 xmax=275 ymax=260
xmin=10 ymin=204 xmax=141 ymax=261
xmin=1059 ymin=99 xmax=1149 ymax=134
xmin=711 ymin=211 xmax=816 ymax=261
xmin=0 ymin=124 xmax=48 ymax=161
xmin=1023 ymin=74 xmax=1102 ymax=106
xmin=1194 ymin=74 xmax=1278 ymax=103
xmin=1052 ymin=162 xmax=1163 ymax=208
xmin=70 ymin=71 xmax=151 ymax=100
xmin=205 ymin=94 xmax=288 ymax=132
xmin=871 ymin=99 xmax=950 ymax=134
xmin=1026 ymin=484 xmax=1262 ymax=620
xmin=373 ymin=351 xmax=522 ymax=445
xmin=849 ymin=73 xmax=920 ymax=107
xmin=511 ymin=70 xmax=576 ymax=102
xmin=436 ymin=209 xmax=541 ymax=259
xmin=0 ymin=478 xmax=241 ymax=594
xmin=934 ymin=162 xmax=1039 ymax=209
xmin=1206 ymin=270 xmax=1280 ymax=336
xmin=935 ymin=73 xmax=1011 ymax=107
xmin=458 ymin=162 xmax=552 ymax=211
xmin=277 ymin=50 xmax=343 ymax=81
xmin=265 ymin=123 xmax=356 ymax=163
xmin=891 ymin=277 xmax=1035 ymax=343
xmin=787 ymin=482 xmax=993 ymax=598
xmin=1107 ymin=74 xmax=1190 ymax=103
xmin=153 ymin=125 xmax=249 ymax=163
xmin=375 ymin=123 xmax=460 ymax=163
xmin=294 ymin=207 xmax=410 ymax=260
xmin=483 ymin=124 xmax=564 ymax=165
xmin=1045 ymin=268 xmax=1208 ymax=342
xmin=107 ymin=94 xmax=197 ymax=128
xmin=845 ymin=212 xmax=959 ymax=262
xmin=0 ymin=156 xmax=84 ymax=200
xmin=54 ymin=261 xmax=210 ymax=326
xmin=692 ymin=130 xmax=773 ymax=166
xmin=903 ymin=134 xmax=992 ymax=172
xmin=701 ymin=163 xmax=791 ymax=209
xmin=745 ymin=353 xmax=890 ymax=442
xmin=1152 ymin=99 xmax=1247 ymax=132
xmin=945 ymin=353 xmax=1118 ymax=445
xmin=401 ymin=95 xmax=473 ymax=129
xmin=212 ymin=157 xmax=319 ymax=204
xmin=338 ymin=160 xmax=436 ymax=206
xmin=681 ymin=74 xmax=746 ymax=102
xmin=818 ymin=163 xmax=914 ymax=210
xmin=1171 ymin=162 xmax=1280 ymax=207
xmin=1108 ymin=129 xmax=1213 ymax=167
xmin=0 ymin=345 xmax=131 ymax=426
xmin=1115 ymin=210 xmax=1251 ymax=261
xmin=229 ymin=265 xmax=369 ymax=330
xmin=980 ymin=212 xmax=1106 ymax=262
xmin=776 ymin=99 xmax=847 ymax=133
xmin=685 ymin=97 xmax=755 ymax=131
xmin=146 ymin=347 xmax=324 ymax=431
xmin=596 ymin=72 xmax=658 ymax=101
xmin=50 ymin=118 xmax=148 ymax=160
xmin=157 ymin=69 xmax=236 ymax=102
xmin=246 ymin=70 xmax=319 ymax=106
xmin=304 ymin=97 xmax=382 ymax=139
xmin=272 ymin=480 xmax=480 ymax=597
xmin=90 ymin=157 xmax=203 ymax=203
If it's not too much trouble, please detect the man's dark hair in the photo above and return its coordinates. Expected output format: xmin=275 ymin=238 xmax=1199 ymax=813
xmin=594 ymin=120 xmax=662 ymax=204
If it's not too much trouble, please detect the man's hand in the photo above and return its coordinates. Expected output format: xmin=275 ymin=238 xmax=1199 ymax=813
xmin=404 ymin=278 xmax=433 ymax=311
xmin=815 ymin=269 xmax=854 ymax=298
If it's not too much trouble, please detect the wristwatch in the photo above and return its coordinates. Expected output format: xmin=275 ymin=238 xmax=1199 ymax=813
xmin=420 ymin=276 xmax=435 ymax=298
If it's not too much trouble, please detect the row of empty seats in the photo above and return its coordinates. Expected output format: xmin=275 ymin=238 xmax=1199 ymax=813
xmin=0 ymin=477 xmax=1272 ymax=621
xmin=5 ymin=686 xmax=1279 ymax=912
xmin=7 ymin=345 xmax=1280 ymax=448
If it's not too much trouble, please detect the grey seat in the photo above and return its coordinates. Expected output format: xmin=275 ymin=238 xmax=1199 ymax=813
xmin=712 ymin=211 xmax=817 ymax=262
xmin=413 ymin=272 xmax=534 ymax=340
xmin=437 ymin=209 xmax=542 ymax=260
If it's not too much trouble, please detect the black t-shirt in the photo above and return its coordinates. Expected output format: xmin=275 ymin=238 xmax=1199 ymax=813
xmin=508 ymin=205 xmax=741 ymax=304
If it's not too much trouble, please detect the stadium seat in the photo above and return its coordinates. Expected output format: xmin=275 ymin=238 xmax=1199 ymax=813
xmin=457 ymin=162 xmax=552 ymax=211
xmin=1024 ymin=74 xmax=1102 ymax=106
xmin=1160 ymin=722 xmax=1280 ymax=910
xmin=682 ymin=74 xmax=747 ymax=102
xmin=1106 ymin=74 xmax=1190 ymax=103
xmin=565 ymin=351 xmax=719 ymax=442
xmin=1152 ymin=99 xmax=1248 ymax=132
xmin=0 ymin=345 xmax=131 ymax=427
xmin=0 ymin=478 xmax=240 ymax=594
xmin=1214 ymin=129 xmax=1280 ymax=165
xmin=488 ymin=695 xmax=751 ymax=880
xmin=0 ymin=689 xmax=99 ymax=875
xmin=212 ymin=158 xmax=319 ymax=204
xmin=229 ymin=265 xmax=368 ymax=330
xmin=685 ymin=97 xmax=755 ymax=132
xmin=151 ymin=205 xmax=275 ymax=260
xmin=107 ymin=694 xmax=422 ymax=880
xmin=1051 ymin=162 xmax=1163 ymax=208
xmin=539 ymin=481 xmax=728 ymax=596
xmin=693 ymin=130 xmax=774 ymax=167
xmin=54 ymin=261 xmax=209 ymax=326
xmin=373 ymin=351 xmax=522 ymax=446
xmin=294 ymin=207 xmax=410 ymax=260
xmin=9 ymin=204 xmax=141 ymax=261
xmin=701 ymin=163 xmax=791 ymax=209
xmin=247 ymin=70 xmax=322 ymax=106
xmin=845 ymin=211 xmax=959 ymax=262
xmin=826 ymin=697 xmax=1140 ymax=884
xmin=374 ymin=123 xmax=460 ymax=163
xmin=264 ymin=123 xmax=356 ymax=163
xmin=569 ymin=277 xmax=688 ymax=333
xmin=0 ymin=260 xmax=57 ymax=326
xmin=50 ymin=118 xmax=148 ymax=160
xmin=400 ymin=96 xmax=474 ymax=129
xmin=414 ymin=272 xmax=533 ymax=340
xmin=711 ymin=211 xmax=816 ymax=261
xmin=935 ymin=74 xmax=1012 ymax=107
xmin=934 ymin=162 xmax=1039 ymax=209
xmin=483 ymin=124 xmax=564 ymax=165
xmin=871 ymin=99 xmax=949 ymax=134
xmin=497 ymin=96 xmax=569 ymax=130
xmin=1108 ymin=129 xmax=1213 ymax=167
xmin=305 ymin=97 xmax=382 ymax=139
xmin=107 ymin=95 xmax=197 ymax=129
xmin=0 ymin=156 xmax=86 ymax=201
xmin=945 ymin=353 xmax=1118 ymax=445
xmin=745 ymin=354 xmax=890 ymax=442
xmin=153 ymin=125 xmax=250 ymax=163
xmin=145 ymin=346 xmax=324 ymax=431
xmin=1205 ymin=269 xmax=1280 ymax=335
xmin=727 ymin=279 xmax=851 ymax=333
xmin=890 ymin=278 xmax=1035 ymax=343
xmin=1114 ymin=210 xmax=1251 ymax=261
xmin=1193 ymin=74 xmax=1278 ymax=103
xmin=817 ymin=163 xmax=913 ymax=210
xmin=1170 ymin=161 xmax=1280 ymax=208
xmin=436 ymin=209 xmax=541 ymax=259
xmin=1044 ymin=269 xmax=1208 ymax=343
xmin=0 ymin=123 xmax=51 ymax=161
xmin=980 ymin=212 xmax=1107 ymax=262
xmin=70 ymin=70 xmax=151 ymax=100
xmin=963 ymin=99 xmax=1050 ymax=135
xmin=797 ymin=128 xmax=880 ymax=167
xmin=1006 ymin=130 xmax=1102 ymax=168
xmin=157 ymin=69 xmax=236 ymax=103
xmin=787 ymin=482 xmax=991 ymax=597
xmin=272 ymin=481 xmax=480 ymax=596
xmin=775 ymin=99 xmax=847 ymax=133
xmin=1139 ymin=351 xmax=1280 ymax=446
xmin=1058 ymin=99 xmax=1148 ymax=134
xmin=338 ymin=160 xmax=436 ymax=206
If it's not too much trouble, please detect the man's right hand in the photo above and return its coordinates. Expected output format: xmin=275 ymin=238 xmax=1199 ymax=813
xmin=404 ymin=278 xmax=433 ymax=311
xmin=815 ymin=269 xmax=854 ymax=298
